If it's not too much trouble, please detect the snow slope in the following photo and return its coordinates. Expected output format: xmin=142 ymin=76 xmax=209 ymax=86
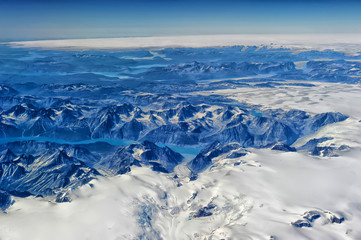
xmin=1 ymin=148 xmax=361 ymax=240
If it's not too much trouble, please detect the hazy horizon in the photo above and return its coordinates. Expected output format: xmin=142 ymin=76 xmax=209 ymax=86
xmin=1 ymin=0 xmax=361 ymax=41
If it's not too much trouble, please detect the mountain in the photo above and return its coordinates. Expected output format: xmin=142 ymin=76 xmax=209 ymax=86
xmin=0 ymin=190 xmax=12 ymax=212
xmin=137 ymin=61 xmax=296 ymax=81
xmin=0 ymin=142 xmax=100 ymax=198
xmin=0 ymin=97 xmax=349 ymax=149
xmin=188 ymin=141 xmax=247 ymax=173
xmin=98 ymin=141 xmax=184 ymax=174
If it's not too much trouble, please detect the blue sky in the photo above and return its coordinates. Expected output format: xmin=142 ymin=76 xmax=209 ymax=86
xmin=0 ymin=0 xmax=360 ymax=41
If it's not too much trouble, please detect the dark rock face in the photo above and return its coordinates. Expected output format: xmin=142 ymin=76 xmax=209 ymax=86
xmin=303 ymin=211 xmax=321 ymax=222
xmin=271 ymin=143 xmax=297 ymax=152
xmin=98 ymin=141 xmax=184 ymax=174
xmin=228 ymin=151 xmax=247 ymax=158
xmin=331 ymin=215 xmax=345 ymax=224
xmin=120 ymin=119 xmax=145 ymax=140
xmin=247 ymin=117 xmax=299 ymax=147
xmin=55 ymin=192 xmax=72 ymax=203
xmin=292 ymin=219 xmax=312 ymax=228
xmin=140 ymin=61 xmax=296 ymax=81
xmin=192 ymin=203 xmax=217 ymax=218
xmin=0 ymin=190 xmax=13 ymax=212
xmin=311 ymin=146 xmax=338 ymax=157
xmin=298 ymin=137 xmax=333 ymax=151
xmin=188 ymin=142 xmax=247 ymax=173
xmin=141 ymin=123 xmax=199 ymax=145
xmin=100 ymin=145 xmax=137 ymax=175
xmin=298 ymin=137 xmax=351 ymax=157
xmin=203 ymin=123 xmax=253 ymax=147
xmin=302 ymin=112 xmax=348 ymax=135
xmin=0 ymin=142 xmax=100 ymax=198
xmin=292 ymin=210 xmax=346 ymax=228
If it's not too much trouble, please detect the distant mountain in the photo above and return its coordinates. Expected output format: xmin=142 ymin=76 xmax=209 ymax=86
xmin=137 ymin=61 xmax=296 ymax=80
xmin=0 ymin=96 xmax=348 ymax=148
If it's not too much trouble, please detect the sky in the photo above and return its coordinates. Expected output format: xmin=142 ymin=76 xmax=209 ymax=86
xmin=0 ymin=0 xmax=360 ymax=41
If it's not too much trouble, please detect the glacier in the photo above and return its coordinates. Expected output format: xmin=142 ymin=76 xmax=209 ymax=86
xmin=0 ymin=36 xmax=360 ymax=239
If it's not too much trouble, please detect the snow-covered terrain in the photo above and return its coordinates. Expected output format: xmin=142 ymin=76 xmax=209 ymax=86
xmin=0 ymin=37 xmax=360 ymax=239
xmin=2 ymin=147 xmax=361 ymax=239
xmin=198 ymin=81 xmax=361 ymax=150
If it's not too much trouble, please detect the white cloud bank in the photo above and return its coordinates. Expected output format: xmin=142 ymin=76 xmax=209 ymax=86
xmin=6 ymin=34 xmax=361 ymax=53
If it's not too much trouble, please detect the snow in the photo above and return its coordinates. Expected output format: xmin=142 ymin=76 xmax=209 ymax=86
xmin=1 ymin=148 xmax=361 ymax=239
xmin=1 ymin=37 xmax=361 ymax=239
xmin=200 ymin=81 xmax=361 ymax=119
xmin=0 ymin=79 xmax=360 ymax=239
xmin=196 ymin=81 xmax=361 ymax=150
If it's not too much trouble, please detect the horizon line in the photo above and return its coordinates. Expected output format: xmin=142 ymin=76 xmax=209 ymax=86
xmin=4 ymin=34 xmax=361 ymax=54
xmin=2 ymin=33 xmax=361 ymax=43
